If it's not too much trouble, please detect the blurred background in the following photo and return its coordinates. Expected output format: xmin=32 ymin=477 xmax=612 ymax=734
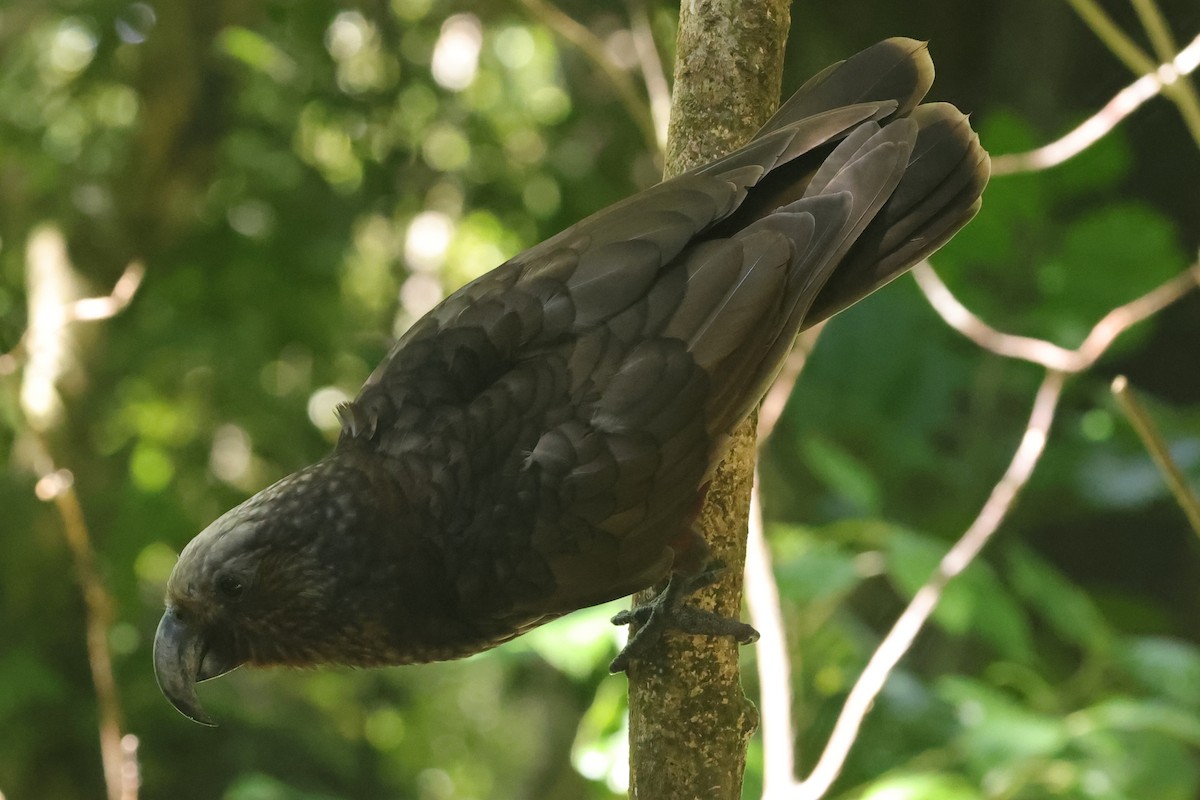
xmin=1 ymin=0 xmax=1199 ymax=798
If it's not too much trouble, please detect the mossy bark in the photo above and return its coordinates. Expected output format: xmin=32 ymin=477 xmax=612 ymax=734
xmin=626 ymin=2 xmax=792 ymax=798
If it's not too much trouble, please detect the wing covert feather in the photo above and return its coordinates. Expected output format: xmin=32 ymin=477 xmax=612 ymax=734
xmin=327 ymin=38 xmax=989 ymax=628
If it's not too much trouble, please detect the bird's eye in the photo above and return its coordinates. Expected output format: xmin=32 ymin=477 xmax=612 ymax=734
xmin=215 ymin=574 xmax=245 ymax=601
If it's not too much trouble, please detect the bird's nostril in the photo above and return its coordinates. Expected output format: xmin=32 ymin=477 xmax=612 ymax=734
xmin=170 ymin=606 xmax=188 ymax=623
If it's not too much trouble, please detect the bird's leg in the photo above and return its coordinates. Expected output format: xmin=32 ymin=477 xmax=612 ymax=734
xmin=609 ymin=512 xmax=759 ymax=672
xmin=609 ymin=562 xmax=759 ymax=672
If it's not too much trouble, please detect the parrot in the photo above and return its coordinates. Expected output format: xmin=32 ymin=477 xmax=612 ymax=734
xmin=154 ymin=37 xmax=989 ymax=725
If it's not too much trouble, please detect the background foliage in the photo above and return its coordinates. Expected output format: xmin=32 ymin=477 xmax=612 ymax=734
xmin=1 ymin=0 xmax=1198 ymax=798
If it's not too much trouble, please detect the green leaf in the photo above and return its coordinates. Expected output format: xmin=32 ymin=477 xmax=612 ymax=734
xmin=1041 ymin=202 xmax=1187 ymax=344
xmin=1118 ymin=637 xmax=1200 ymax=711
xmin=224 ymin=773 xmax=343 ymax=800
xmin=802 ymin=435 xmax=883 ymax=515
xmin=886 ymin=529 xmax=1033 ymax=661
xmin=858 ymin=771 xmax=984 ymax=800
xmin=769 ymin=525 xmax=863 ymax=605
xmin=510 ymin=601 xmax=623 ymax=679
xmin=936 ymin=675 xmax=1068 ymax=765
xmin=216 ymin=27 xmax=297 ymax=82
xmin=1078 ymin=696 xmax=1200 ymax=745
xmin=1068 ymin=707 xmax=1200 ymax=800
xmin=935 ymin=110 xmax=1052 ymax=278
xmin=1048 ymin=120 xmax=1131 ymax=196
xmin=1005 ymin=545 xmax=1114 ymax=654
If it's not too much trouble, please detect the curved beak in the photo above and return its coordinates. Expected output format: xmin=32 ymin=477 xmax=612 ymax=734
xmin=153 ymin=606 xmax=242 ymax=726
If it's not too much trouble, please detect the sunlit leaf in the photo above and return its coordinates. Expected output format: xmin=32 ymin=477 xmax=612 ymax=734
xmin=859 ymin=771 xmax=984 ymax=800
xmin=770 ymin=525 xmax=863 ymax=605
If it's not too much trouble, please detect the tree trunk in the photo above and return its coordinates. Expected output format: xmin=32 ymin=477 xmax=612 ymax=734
xmin=626 ymin=2 xmax=791 ymax=798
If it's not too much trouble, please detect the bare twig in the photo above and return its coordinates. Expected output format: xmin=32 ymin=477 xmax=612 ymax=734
xmin=991 ymin=30 xmax=1200 ymax=175
xmin=36 ymin=465 xmax=140 ymax=800
xmin=626 ymin=0 xmax=671 ymax=151
xmin=759 ymin=325 xmax=825 ymax=441
xmin=1064 ymin=0 xmax=1160 ymax=74
xmin=745 ymin=474 xmax=795 ymax=799
xmin=793 ymin=371 xmax=1065 ymax=800
xmin=747 ymin=255 xmax=1200 ymax=798
xmin=1061 ymin=2 xmax=1200 ymax=146
xmin=1075 ymin=261 xmax=1200 ymax=362
xmin=748 ymin=290 xmax=825 ymax=798
xmin=12 ymin=231 xmax=144 ymax=800
xmin=1130 ymin=0 xmax=1180 ymax=63
xmin=70 ymin=262 xmax=145 ymax=322
xmin=911 ymin=260 xmax=1200 ymax=371
xmin=1127 ymin=1 xmax=1200 ymax=149
xmin=514 ymin=0 xmax=660 ymax=153
xmin=748 ymin=288 xmax=825 ymax=799
xmin=743 ymin=19 xmax=1200 ymax=800
xmin=0 ymin=260 xmax=145 ymax=376
xmin=911 ymin=263 xmax=1079 ymax=368
xmin=1111 ymin=376 xmax=1200 ymax=536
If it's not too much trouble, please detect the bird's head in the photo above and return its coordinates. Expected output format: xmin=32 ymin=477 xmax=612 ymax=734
xmin=153 ymin=458 xmax=375 ymax=725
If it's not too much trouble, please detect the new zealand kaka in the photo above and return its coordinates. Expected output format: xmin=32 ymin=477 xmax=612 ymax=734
xmin=155 ymin=38 xmax=989 ymax=724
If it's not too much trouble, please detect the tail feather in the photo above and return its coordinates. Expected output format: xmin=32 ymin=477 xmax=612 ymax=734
xmin=805 ymin=103 xmax=990 ymax=323
xmin=756 ymin=37 xmax=934 ymax=135
xmin=695 ymin=102 xmax=895 ymax=181
xmin=802 ymin=119 xmax=916 ymax=268
xmin=690 ymin=42 xmax=989 ymax=432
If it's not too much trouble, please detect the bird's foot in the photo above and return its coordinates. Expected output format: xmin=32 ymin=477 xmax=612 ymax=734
xmin=608 ymin=563 xmax=759 ymax=672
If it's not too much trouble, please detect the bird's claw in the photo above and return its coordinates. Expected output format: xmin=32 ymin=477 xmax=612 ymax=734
xmin=608 ymin=562 xmax=759 ymax=673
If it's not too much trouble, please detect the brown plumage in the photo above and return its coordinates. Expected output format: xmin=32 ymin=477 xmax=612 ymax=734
xmin=154 ymin=38 xmax=989 ymax=724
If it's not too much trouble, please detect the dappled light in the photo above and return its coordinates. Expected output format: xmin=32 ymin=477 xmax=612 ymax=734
xmin=1 ymin=1 xmax=1198 ymax=799
xmin=20 ymin=227 xmax=81 ymax=429
xmin=432 ymin=14 xmax=484 ymax=91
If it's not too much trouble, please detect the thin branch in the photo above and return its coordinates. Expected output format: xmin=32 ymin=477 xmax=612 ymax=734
xmin=1130 ymin=0 xmax=1180 ymax=63
xmin=991 ymin=30 xmax=1200 ymax=175
xmin=12 ymin=232 xmax=144 ymax=800
xmin=514 ymin=0 xmax=660 ymax=154
xmin=745 ymin=473 xmax=795 ymax=799
xmin=0 ymin=260 xmax=145 ymax=376
xmin=1127 ymin=2 xmax=1200 ymax=151
xmin=791 ymin=371 xmax=1065 ymax=800
xmin=1076 ymin=260 xmax=1200 ymax=361
xmin=911 ymin=260 xmax=1200 ymax=371
xmin=626 ymin=0 xmax=671 ymax=151
xmin=1111 ymin=376 xmax=1200 ymax=536
xmin=759 ymin=325 xmax=824 ymax=441
xmin=1064 ymin=0 xmax=1159 ymax=74
xmin=749 ymin=291 xmax=825 ymax=799
xmin=1062 ymin=1 xmax=1200 ymax=146
xmin=912 ymin=264 xmax=1080 ymax=368
xmin=749 ymin=19 xmax=1200 ymax=800
xmin=36 ymin=464 xmax=140 ymax=800
xmin=70 ymin=262 xmax=145 ymax=322
xmin=753 ymin=259 xmax=1200 ymax=799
